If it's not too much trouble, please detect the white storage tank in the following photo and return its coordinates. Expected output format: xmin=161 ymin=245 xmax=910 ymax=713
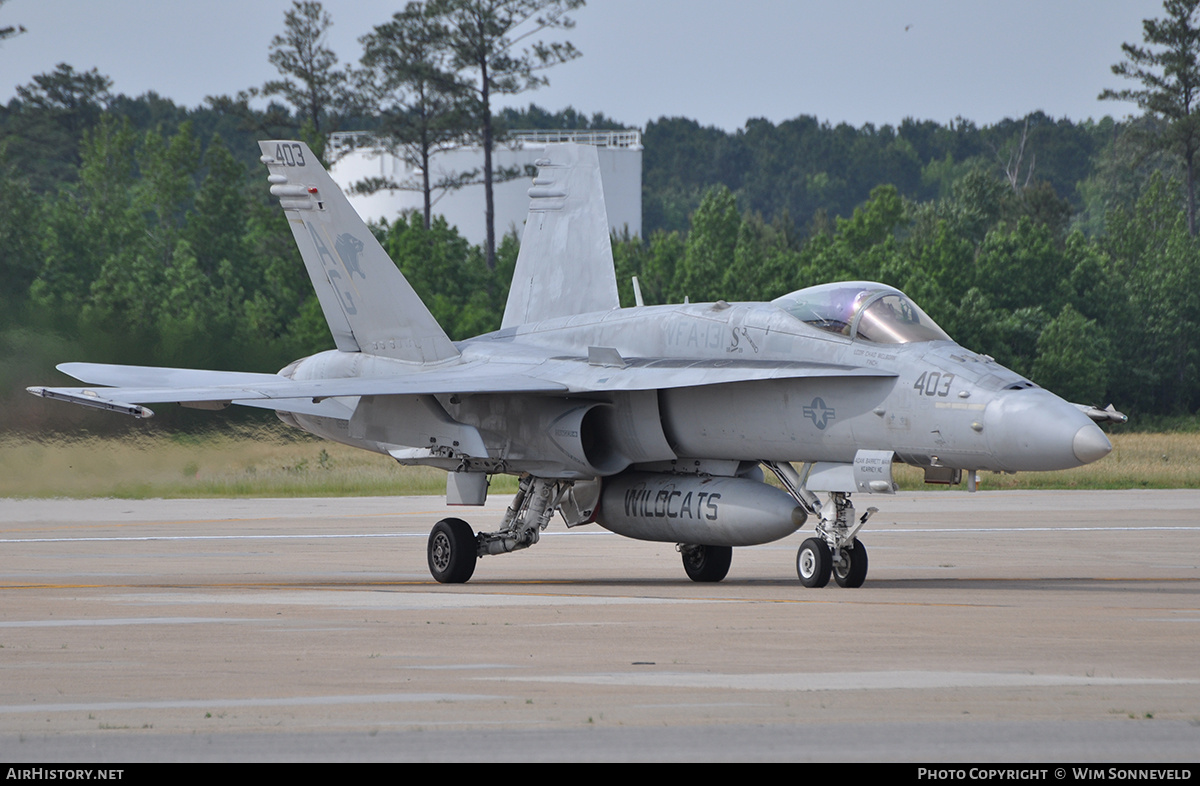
xmin=327 ymin=130 xmax=643 ymax=244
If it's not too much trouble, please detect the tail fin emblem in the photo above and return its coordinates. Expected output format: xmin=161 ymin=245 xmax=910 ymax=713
xmin=335 ymin=233 xmax=366 ymax=280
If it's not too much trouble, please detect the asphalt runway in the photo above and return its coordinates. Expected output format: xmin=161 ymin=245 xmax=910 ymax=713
xmin=1 ymin=490 xmax=1198 ymax=762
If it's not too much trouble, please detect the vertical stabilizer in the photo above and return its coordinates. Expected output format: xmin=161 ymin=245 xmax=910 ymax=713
xmin=260 ymin=140 xmax=459 ymax=363
xmin=502 ymin=143 xmax=620 ymax=329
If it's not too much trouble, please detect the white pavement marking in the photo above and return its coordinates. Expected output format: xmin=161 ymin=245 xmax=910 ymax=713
xmin=100 ymin=590 xmax=715 ymax=609
xmin=0 ymin=694 xmax=505 ymax=714
xmin=504 ymin=671 xmax=1200 ymax=691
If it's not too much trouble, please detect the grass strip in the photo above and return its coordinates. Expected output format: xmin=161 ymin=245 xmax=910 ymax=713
xmin=0 ymin=427 xmax=1194 ymax=499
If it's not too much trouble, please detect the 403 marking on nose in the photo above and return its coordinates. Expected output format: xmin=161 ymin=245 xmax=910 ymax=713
xmin=913 ymin=371 xmax=955 ymax=397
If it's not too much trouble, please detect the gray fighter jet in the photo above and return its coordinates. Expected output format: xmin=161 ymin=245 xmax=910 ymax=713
xmin=29 ymin=141 xmax=1125 ymax=587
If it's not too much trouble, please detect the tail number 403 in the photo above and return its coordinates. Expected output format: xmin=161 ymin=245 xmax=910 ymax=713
xmin=275 ymin=143 xmax=305 ymax=167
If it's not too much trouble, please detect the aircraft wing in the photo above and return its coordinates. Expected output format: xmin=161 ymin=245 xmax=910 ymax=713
xmin=29 ymin=362 xmax=569 ymax=419
xmin=29 ymin=358 xmax=895 ymax=419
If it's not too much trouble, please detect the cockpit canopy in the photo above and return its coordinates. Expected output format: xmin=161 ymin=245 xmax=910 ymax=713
xmin=772 ymin=282 xmax=951 ymax=344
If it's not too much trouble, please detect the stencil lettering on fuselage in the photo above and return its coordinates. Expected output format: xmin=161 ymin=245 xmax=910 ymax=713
xmin=623 ymin=487 xmax=721 ymax=520
xmin=666 ymin=320 xmax=726 ymax=350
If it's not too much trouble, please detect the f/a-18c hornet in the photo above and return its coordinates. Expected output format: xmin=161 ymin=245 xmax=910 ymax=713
xmin=29 ymin=141 xmax=1127 ymax=587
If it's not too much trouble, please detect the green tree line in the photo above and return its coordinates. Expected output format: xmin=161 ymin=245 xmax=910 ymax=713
xmin=616 ymin=171 xmax=1198 ymax=418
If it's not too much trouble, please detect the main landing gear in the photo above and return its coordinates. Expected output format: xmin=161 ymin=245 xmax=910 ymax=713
xmin=764 ymin=462 xmax=876 ymax=589
xmin=679 ymin=544 xmax=733 ymax=582
xmin=427 ymin=518 xmax=477 ymax=584
xmin=426 ymin=475 xmax=571 ymax=584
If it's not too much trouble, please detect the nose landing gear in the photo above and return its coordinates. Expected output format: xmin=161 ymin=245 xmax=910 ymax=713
xmin=766 ymin=461 xmax=876 ymax=589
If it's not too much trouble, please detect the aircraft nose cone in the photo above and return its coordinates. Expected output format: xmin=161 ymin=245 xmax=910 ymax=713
xmin=985 ymin=389 xmax=1112 ymax=471
xmin=1073 ymin=423 xmax=1112 ymax=465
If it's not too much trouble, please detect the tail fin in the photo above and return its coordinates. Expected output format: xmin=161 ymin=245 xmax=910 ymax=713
xmin=501 ymin=143 xmax=620 ymax=329
xmin=260 ymin=140 xmax=458 ymax=363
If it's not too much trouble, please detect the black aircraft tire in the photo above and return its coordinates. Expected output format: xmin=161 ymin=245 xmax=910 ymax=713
xmin=682 ymin=544 xmax=733 ymax=582
xmin=428 ymin=518 xmax=478 ymax=584
xmin=833 ymin=540 xmax=869 ymax=588
xmin=797 ymin=537 xmax=832 ymax=588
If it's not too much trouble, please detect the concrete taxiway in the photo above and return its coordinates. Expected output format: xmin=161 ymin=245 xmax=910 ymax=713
xmin=0 ymin=490 xmax=1197 ymax=761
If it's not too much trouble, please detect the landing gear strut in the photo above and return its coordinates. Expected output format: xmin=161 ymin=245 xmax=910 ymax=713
xmin=425 ymin=475 xmax=573 ymax=583
xmin=808 ymin=491 xmax=873 ymax=589
xmin=764 ymin=461 xmax=877 ymax=589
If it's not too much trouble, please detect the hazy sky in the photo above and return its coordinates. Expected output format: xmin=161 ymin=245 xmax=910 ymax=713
xmin=0 ymin=0 xmax=1168 ymax=132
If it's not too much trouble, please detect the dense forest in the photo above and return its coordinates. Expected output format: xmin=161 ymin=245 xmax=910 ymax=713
xmin=2 ymin=1 xmax=1199 ymax=432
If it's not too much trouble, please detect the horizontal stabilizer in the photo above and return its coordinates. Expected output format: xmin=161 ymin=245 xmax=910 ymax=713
xmin=58 ymin=362 xmax=285 ymax=389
